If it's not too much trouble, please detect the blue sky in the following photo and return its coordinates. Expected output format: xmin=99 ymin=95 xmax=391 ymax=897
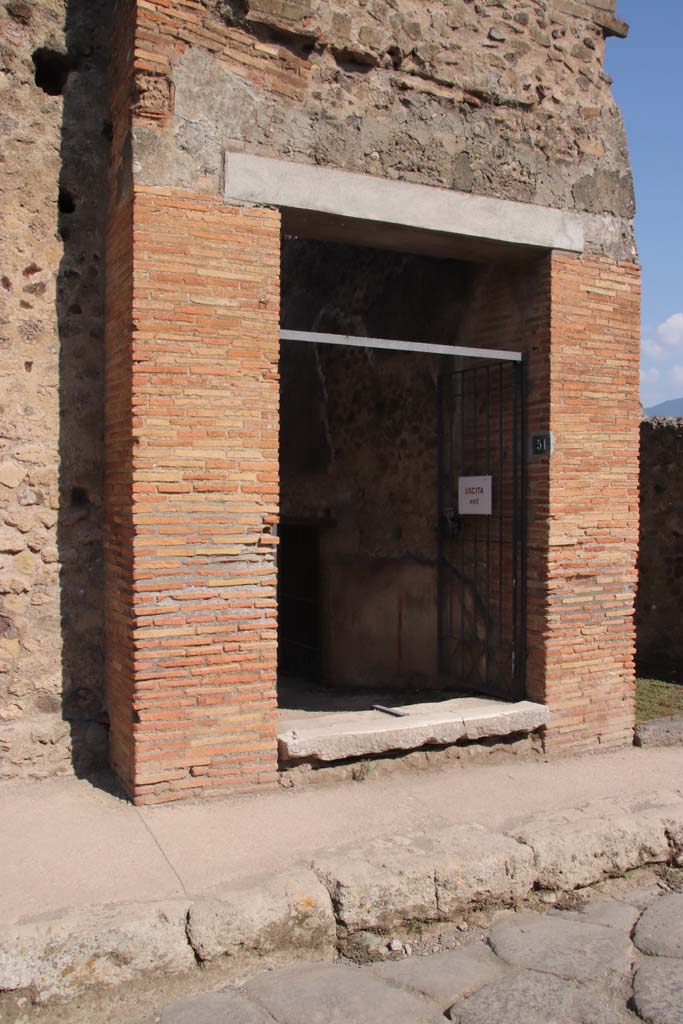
xmin=605 ymin=0 xmax=683 ymax=408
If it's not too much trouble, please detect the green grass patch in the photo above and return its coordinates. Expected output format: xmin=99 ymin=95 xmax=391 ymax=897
xmin=636 ymin=677 xmax=683 ymax=723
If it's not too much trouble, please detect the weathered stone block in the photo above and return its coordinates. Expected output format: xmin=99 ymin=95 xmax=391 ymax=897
xmin=371 ymin=944 xmax=509 ymax=1004
xmin=161 ymin=992 xmax=274 ymax=1024
xmin=0 ymin=901 xmax=193 ymax=1000
xmin=512 ymin=806 xmax=672 ymax=891
xmin=433 ymin=827 xmax=536 ymax=916
xmin=487 ymin=912 xmax=632 ymax=981
xmin=314 ymin=838 xmax=439 ymax=931
xmin=133 ymin=71 xmax=174 ymax=118
xmin=633 ymin=893 xmax=683 ymax=959
xmin=0 ymin=463 xmax=26 ymax=490
xmin=245 ymin=963 xmax=442 ymax=1024
xmin=314 ymin=825 xmax=534 ymax=931
xmin=186 ymin=870 xmax=336 ymax=962
xmin=0 ymin=529 xmax=25 ymax=554
xmin=632 ymin=958 xmax=683 ymax=1024
xmin=446 ymin=969 xmax=626 ymax=1024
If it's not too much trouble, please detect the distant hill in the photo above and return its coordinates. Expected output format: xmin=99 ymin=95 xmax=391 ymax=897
xmin=645 ymin=397 xmax=683 ymax=418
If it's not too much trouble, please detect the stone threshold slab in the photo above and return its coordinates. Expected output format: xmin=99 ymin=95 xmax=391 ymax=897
xmin=278 ymin=698 xmax=549 ymax=762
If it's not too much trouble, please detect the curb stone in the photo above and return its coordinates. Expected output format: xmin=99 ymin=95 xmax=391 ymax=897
xmin=1 ymin=795 xmax=683 ymax=1002
xmin=313 ymin=825 xmax=535 ymax=931
xmin=0 ymin=900 xmax=193 ymax=1002
xmin=510 ymin=805 xmax=678 ymax=891
xmin=187 ymin=870 xmax=336 ymax=962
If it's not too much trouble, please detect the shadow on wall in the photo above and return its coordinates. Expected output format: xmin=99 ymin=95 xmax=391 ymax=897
xmin=49 ymin=0 xmax=112 ymax=776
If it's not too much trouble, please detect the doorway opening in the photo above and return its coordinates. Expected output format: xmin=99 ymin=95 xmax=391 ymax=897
xmin=277 ymin=521 xmax=322 ymax=683
xmin=276 ymin=237 xmax=534 ymax=764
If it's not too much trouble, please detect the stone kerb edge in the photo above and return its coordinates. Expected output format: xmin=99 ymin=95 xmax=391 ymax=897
xmin=1 ymin=799 xmax=682 ymax=1001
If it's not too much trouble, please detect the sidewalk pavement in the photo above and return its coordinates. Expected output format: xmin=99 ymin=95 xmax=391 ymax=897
xmin=2 ymin=745 xmax=683 ymax=926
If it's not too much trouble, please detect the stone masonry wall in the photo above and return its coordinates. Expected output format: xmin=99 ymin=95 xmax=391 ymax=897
xmin=133 ymin=0 xmax=635 ymax=260
xmin=0 ymin=0 xmax=111 ymax=779
xmin=637 ymin=419 xmax=683 ymax=678
xmin=1 ymin=0 xmax=637 ymax=782
xmin=104 ymin=0 xmax=137 ymax=794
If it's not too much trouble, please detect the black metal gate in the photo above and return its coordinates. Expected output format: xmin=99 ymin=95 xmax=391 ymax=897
xmin=437 ymin=361 xmax=527 ymax=702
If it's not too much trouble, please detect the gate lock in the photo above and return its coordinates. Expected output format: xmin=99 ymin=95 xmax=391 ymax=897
xmin=441 ymin=505 xmax=462 ymax=539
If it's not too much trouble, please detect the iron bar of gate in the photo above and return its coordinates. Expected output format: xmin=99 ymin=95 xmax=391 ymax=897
xmin=437 ymin=374 xmax=445 ymax=677
xmin=511 ymin=363 xmax=519 ymax=693
xmin=448 ymin=374 xmax=454 ymax=671
xmin=451 ymin=372 xmax=457 ymax=678
xmin=473 ymin=367 xmax=478 ymax=687
xmin=280 ymin=329 xmax=523 ymax=362
xmin=460 ymin=369 xmax=466 ymax=685
xmin=486 ymin=365 xmax=491 ymax=692
xmin=438 ymin=358 xmax=526 ymax=701
xmin=518 ymin=358 xmax=529 ymax=701
xmin=498 ymin=364 xmax=504 ymax=650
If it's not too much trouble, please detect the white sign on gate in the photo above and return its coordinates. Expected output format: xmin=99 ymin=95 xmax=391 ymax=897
xmin=458 ymin=475 xmax=492 ymax=515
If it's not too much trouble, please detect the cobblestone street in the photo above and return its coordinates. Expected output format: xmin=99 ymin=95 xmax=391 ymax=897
xmin=150 ymin=872 xmax=683 ymax=1024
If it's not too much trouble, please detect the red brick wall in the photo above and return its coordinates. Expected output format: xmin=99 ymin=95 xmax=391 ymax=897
xmin=545 ymin=253 xmax=641 ymax=752
xmin=462 ymin=253 xmax=640 ymax=751
xmin=105 ymin=185 xmax=280 ymax=803
xmin=134 ymin=0 xmax=309 ymax=105
xmin=105 ymin=232 xmax=639 ymax=799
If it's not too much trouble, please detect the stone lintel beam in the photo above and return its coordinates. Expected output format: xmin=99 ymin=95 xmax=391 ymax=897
xmin=224 ymin=153 xmax=585 ymax=262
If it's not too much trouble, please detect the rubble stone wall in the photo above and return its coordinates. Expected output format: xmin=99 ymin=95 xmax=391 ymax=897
xmin=133 ymin=0 xmax=635 ymax=259
xmin=637 ymin=419 xmax=683 ymax=677
xmin=0 ymin=0 xmax=111 ymax=779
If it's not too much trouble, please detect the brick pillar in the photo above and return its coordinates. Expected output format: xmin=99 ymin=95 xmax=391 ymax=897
xmin=105 ymin=187 xmax=280 ymax=804
xmin=421 ymin=252 xmax=640 ymax=753
xmin=539 ymin=252 xmax=641 ymax=752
